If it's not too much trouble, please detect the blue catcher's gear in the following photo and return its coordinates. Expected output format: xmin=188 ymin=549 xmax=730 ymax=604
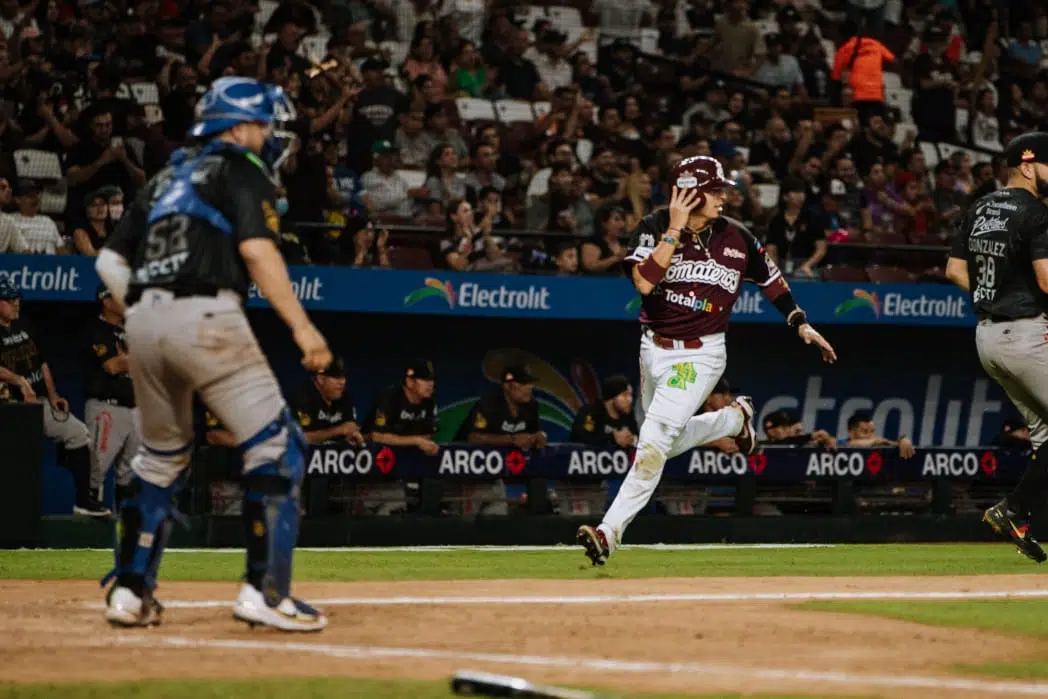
xmin=190 ymin=77 xmax=297 ymax=177
xmin=241 ymin=407 xmax=308 ymax=605
xmin=0 ymin=278 xmax=20 ymax=300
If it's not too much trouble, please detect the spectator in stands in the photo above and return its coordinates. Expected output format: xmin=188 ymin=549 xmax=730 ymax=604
xmin=832 ymin=21 xmax=894 ymax=119
xmin=602 ymin=38 xmax=640 ymax=96
xmin=325 ymin=138 xmax=366 ymax=218
xmin=893 ymin=170 xmax=937 ymax=240
xmin=65 ymin=109 xmax=144 ymax=228
xmin=350 ymin=57 xmax=408 ymax=169
xmin=450 ymin=40 xmax=492 ymax=98
xmin=570 ymin=374 xmax=637 ymax=447
xmin=992 ymin=418 xmax=1032 ymax=450
xmin=931 ymin=161 xmax=965 ymax=239
xmin=861 ymin=162 xmax=897 ymax=235
xmin=765 ymin=176 xmax=828 ymax=278
xmin=971 ymin=159 xmax=998 ymax=198
xmin=350 ymin=221 xmax=391 ymax=268
xmin=158 ymin=60 xmax=200 ymax=144
xmin=528 ymin=163 xmax=594 ymax=237
xmin=762 ymin=410 xmax=837 ymax=449
xmin=393 ymin=108 xmax=430 ymax=168
xmin=581 ymin=204 xmax=627 ymax=275
xmin=799 ymin=39 xmax=832 ymax=102
xmin=622 ymin=171 xmax=653 ymax=229
xmin=409 ymin=74 xmax=444 ymax=113
xmin=709 ymin=0 xmax=765 ymax=78
xmin=970 ymin=88 xmax=1003 ymax=152
xmin=552 ymin=241 xmax=579 ymax=276
xmin=534 ymin=30 xmax=572 ymax=91
xmin=291 ymin=357 xmax=364 ymax=447
xmin=266 ymin=21 xmax=310 ymax=77
xmin=912 ymin=25 xmax=959 ymax=143
xmin=403 ymin=33 xmax=448 ymax=95
xmin=527 ymin=138 xmax=578 ymax=203
xmin=71 ymin=185 xmax=120 ymax=256
xmin=849 ymin=112 xmax=900 ymax=177
xmin=419 ymin=104 xmax=468 ymax=161
xmin=949 ymin=151 xmax=976 ymax=195
xmin=842 ymin=410 xmax=915 ymax=458
xmin=750 ymin=117 xmax=799 ymax=180
xmin=10 ymin=179 xmax=64 ymax=254
xmin=475 ymin=124 xmax=523 ymax=193
xmin=464 ymin=141 xmax=506 ymax=195
xmin=441 ymin=197 xmax=515 ymax=272
xmin=361 ymin=140 xmax=421 ymax=218
xmin=0 ymin=178 xmax=26 ymax=254
xmin=1007 ymin=21 xmax=1044 ymax=71
xmin=681 ymin=79 xmax=730 ymax=129
xmin=572 ymin=51 xmax=613 ymax=107
xmin=826 ymin=156 xmax=865 ymax=232
xmin=755 ymin=34 xmax=806 ymax=96
xmin=499 ymin=26 xmax=545 ymax=101
xmin=478 ymin=186 xmax=513 ymax=230
xmin=423 ymin=142 xmax=468 ymax=214
xmin=364 ymin=358 xmax=439 ymax=456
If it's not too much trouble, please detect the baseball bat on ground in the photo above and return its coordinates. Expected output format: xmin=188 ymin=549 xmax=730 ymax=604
xmin=450 ymin=670 xmax=606 ymax=698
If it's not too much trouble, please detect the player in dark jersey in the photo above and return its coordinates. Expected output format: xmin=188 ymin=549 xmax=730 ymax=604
xmin=570 ymin=375 xmax=639 ymax=447
xmin=0 ymin=279 xmax=109 ymax=517
xmin=363 ymin=359 xmax=440 ymax=455
xmin=95 ymin=77 xmax=333 ymax=629
xmin=577 ymin=155 xmax=837 ymax=566
xmin=84 ymin=284 xmax=138 ymax=508
xmin=946 ymin=131 xmax=1048 ymax=564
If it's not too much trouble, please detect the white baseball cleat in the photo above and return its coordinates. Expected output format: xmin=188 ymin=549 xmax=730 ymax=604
xmin=233 ymin=583 xmax=328 ymax=632
xmin=732 ymin=395 xmax=760 ymax=456
xmin=105 ymin=585 xmax=162 ymax=627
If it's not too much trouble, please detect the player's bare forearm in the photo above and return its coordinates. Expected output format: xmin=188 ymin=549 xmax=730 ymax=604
xmin=240 ymin=238 xmax=312 ymax=332
xmin=0 ymin=365 xmax=22 ymax=385
xmin=205 ymin=429 xmax=238 ymax=448
xmin=42 ymin=363 xmax=58 ymax=401
xmin=370 ymin=432 xmax=430 ymax=447
xmin=466 ymin=432 xmax=517 ymax=446
xmin=945 ymin=256 xmax=970 ymax=291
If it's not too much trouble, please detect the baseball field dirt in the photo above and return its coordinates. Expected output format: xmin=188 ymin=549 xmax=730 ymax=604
xmin=3 ymin=562 xmax=1048 ymax=698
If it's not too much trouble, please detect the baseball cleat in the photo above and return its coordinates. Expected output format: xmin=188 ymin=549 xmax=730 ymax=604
xmin=233 ymin=583 xmax=328 ymax=632
xmin=984 ymin=500 xmax=1047 ymax=563
xmin=105 ymin=585 xmax=163 ymax=627
xmin=577 ymin=525 xmax=610 ymax=566
xmin=74 ymin=497 xmax=112 ymax=518
xmin=732 ymin=395 xmax=760 ymax=456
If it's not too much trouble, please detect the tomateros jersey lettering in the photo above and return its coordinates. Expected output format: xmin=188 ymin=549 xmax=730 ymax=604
xmin=624 ymin=209 xmax=781 ymax=339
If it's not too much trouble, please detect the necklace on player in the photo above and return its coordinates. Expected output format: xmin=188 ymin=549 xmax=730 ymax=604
xmin=688 ymin=225 xmax=713 ymax=259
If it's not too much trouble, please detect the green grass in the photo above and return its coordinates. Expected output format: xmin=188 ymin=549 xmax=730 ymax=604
xmin=0 ymin=544 xmax=1040 ymax=581
xmin=798 ymin=599 xmax=1048 ymax=639
xmin=0 ymin=679 xmax=842 ymax=699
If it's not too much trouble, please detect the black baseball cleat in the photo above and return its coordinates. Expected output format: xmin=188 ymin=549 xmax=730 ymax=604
xmin=983 ymin=500 xmax=1047 ymax=563
xmin=732 ymin=395 xmax=761 ymax=456
xmin=577 ymin=525 xmax=610 ymax=566
xmin=74 ymin=497 xmax=112 ymax=518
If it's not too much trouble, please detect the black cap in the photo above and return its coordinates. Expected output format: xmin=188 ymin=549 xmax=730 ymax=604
xmin=1002 ymin=417 xmax=1027 ymax=433
xmin=781 ymin=175 xmax=807 ymax=194
xmin=710 ymin=377 xmax=731 ymax=395
xmin=763 ymin=409 xmax=799 ymax=431
xmin=1004 ymin=132 xmax=1048 ymax=167
xmin=361 ymin=56 xmax=389 ymax=72
xmin=405 ymin=358 xmax=435 ymax=381
xmin=847 ymin=410 xmax=874 ymax=429
xmin=14 ymin=178 xmax=41 ymax=196
xmin=84 ymin=184 xmax=121 ymax=208
xmin=600 ymin=374 xmax=630 ymax=401
xmin=317 ymin=356 xmax=346 ymax=378
xmin=502 ymin=364 xmax=537 ymax=384
xmin=96 ymin=283 xmax=111 ymax=301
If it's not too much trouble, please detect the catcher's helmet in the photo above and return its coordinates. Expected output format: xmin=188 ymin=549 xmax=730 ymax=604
xmin=669 ymin=155 xmax=735 ymax=210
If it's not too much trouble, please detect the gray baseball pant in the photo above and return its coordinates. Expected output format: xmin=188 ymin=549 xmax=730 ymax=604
xmin=976 ymin=317 xmax=1048 ymax=449
xmin=85 ymin=400 xmax=139 ymax=491
xmin=41 ymin=400 xmax=90 ymax=449
xmin=124 ymin=289 xmax=289 ymax=487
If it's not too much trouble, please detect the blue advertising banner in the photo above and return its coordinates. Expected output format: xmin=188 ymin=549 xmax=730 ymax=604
xmin=0 ymin=254 xmax=973 ymax=326
xmin=304 ymin=444 xmax=1022 ymax=483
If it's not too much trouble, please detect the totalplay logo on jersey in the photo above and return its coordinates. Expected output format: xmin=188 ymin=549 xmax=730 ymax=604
xmin=662 ymin=288 xmax=720 ymax=313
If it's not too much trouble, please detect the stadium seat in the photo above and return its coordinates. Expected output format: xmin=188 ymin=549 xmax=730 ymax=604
xmin=455 ymin=97 xmax=497 ymax=124
xmin=882 ymin=72 xmax=902 ymax=90
xmin=532 ymin=101 xmax=552 ymax=119
xmin=494 ymin=100 xmax=535 ymax=124
xmin=754 ymin=183 xmax=780 ymax=209
xmin=395 ymin=169 xmax=426 ymax=189
xmin=547 ymin=5 xmax=582 ymax=28
xmin=866 ymin=265 xmax=915 ymax=283
xmin=388 ymin=246 xmax=435 ymax=270
xmin=735 ymin=145 xmax=750 ymax=163
xmin=379 ymin=40 xmax=408 ymax=68
xmin=39 ymin=184 xmax=66 ymax=217
xmin=884 ymin=88 xmax=913 ymax=124
xmin=821 ymin=265 xmax=869 ymax=282
xmin=575 ymin=138 xmax=593 ymax=165
xmin=519 ymin=5 xmax=547 ymax=28
xmin=918 ymin=141 xmax=939 ymax=168
xmin=13 ymin=149 xmax=62 ymax=181
xmin=129 ymin=82 xmax=159 ymax=105
xmin=955 ymin=109 xmax=969 ymax=142
xmin=755 ymin=19 xmax=779 ymax=35
xmin=257 ymin=0 xmax=278 ymax=28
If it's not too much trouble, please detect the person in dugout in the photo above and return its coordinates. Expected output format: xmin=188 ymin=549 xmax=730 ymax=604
xmin=570 ymin=375 xmax=639 ymax=447
xmin=363 ymin=358 xmax=440 ymax=456
xmin=454 ymin=363 xmax=548 ymax=515
xmin=290 ymin=356 xmax=364 ymax=446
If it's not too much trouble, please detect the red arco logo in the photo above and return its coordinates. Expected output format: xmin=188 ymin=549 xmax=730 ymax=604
xmin=376 ymin=447 xmax=396 ymax=474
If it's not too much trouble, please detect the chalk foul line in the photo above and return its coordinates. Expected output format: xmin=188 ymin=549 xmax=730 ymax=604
xmin=110 ymin=635 xmax=1048 ymax=696
xmin=83 ymin=588 xmax=1048 ymax=610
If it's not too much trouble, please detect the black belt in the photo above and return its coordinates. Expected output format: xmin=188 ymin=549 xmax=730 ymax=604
xmin=133 ymin=284 xmax=225 ymax=301
xmin=89 ymin=397 xmax=134 ymax=408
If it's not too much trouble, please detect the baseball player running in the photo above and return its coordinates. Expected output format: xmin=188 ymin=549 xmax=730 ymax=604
xmin=578 ymin=156 xmax=837 ymax=565
xmin=946 ymin=132 xmax=1048 ymax=563
xmin=0 ymin=279 xmax=109 ymax=517
xmin=95 ymin=77 xmax=333 ymax=629
xmin=85 ymin=284 xmax=139 ymax=507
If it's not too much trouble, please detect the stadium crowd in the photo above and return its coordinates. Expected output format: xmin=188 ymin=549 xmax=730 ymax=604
xmin=0 ymin=0 xmax=1046 ymax=280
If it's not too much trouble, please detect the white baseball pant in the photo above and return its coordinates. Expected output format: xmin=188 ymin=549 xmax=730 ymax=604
xmin=598 ymin=331 xmax=744 ymax=549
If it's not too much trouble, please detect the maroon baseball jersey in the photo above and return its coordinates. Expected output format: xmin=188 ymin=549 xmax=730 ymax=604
xmin=624 ymin=209 xmax=784 ymax=340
